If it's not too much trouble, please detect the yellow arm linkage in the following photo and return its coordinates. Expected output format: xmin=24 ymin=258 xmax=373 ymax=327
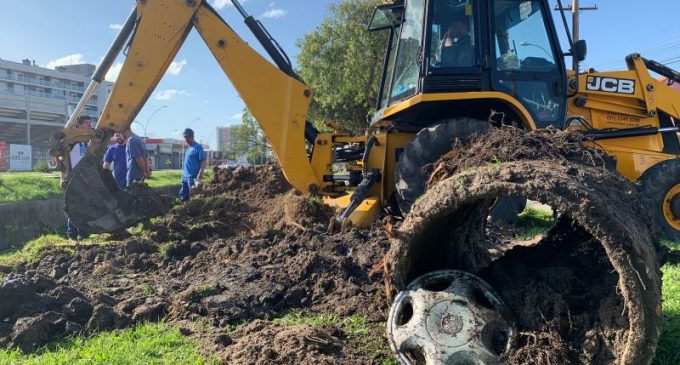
xmin=60 ymin=0 xmax=321 ymax=234
xmin=193 ymin=5 xmax=320 ymax=193
xmin=98 ymin=0 xmax=320 ymax=193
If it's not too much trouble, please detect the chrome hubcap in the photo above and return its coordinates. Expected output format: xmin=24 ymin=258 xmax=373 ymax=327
xmin=387 ymin=270 xmax=515 ymax=365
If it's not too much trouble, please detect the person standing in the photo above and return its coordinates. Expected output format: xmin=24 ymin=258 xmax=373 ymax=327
xmin=102 ymin=132 xmax=127 ymax=189
xmin=124 ymin=127 xmax=149 ymax=188
xmin=62 ymin=115 xmax=92 ymax=241
xmin=179 ymin=128 xmax=206 ymax=202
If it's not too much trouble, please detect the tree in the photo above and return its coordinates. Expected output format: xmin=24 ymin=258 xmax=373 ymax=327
xmin=228 ymin=109 xmax=273 ymax=165
xmin=297 ymin=0 xmax=386 ymax=133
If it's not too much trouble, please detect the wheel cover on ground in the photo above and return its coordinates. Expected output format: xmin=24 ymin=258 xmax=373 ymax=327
xmin=387 ymin=270 xmax=515 ymax=365
xmin=663 ymin=183 xmax=680 ymax=231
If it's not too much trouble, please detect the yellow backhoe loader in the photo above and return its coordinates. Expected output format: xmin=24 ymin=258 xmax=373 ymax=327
xmin=48 ymin=0 xmax=677 ymax=363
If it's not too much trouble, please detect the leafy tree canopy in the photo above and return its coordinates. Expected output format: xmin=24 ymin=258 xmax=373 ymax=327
xmin=297 ymin=0 xmax=386 ymax=133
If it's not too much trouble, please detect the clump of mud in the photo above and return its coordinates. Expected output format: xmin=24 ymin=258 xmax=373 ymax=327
xmin=3 ymin=165 xmax=392 ymax=364
xmin=0 ymin=272 xmax=133 ymax=352
xmin=214 ymin=320 xmax=380 ymax=365
xmin=427 ymin=126 xmax=610 ymax=187
xmin=149 ymin=165 xmax=334 ymax=242
xmin=387 ymin=127 xmax=663 ymax=365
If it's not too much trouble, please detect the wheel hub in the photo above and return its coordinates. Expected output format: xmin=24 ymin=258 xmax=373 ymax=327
xmin=387 ymin=270 xmax=516 ymax=365
xmin=670 ymin=193 xmax=680 ymax=220
xmin=440 ymin=314 xmax=464 ymax=335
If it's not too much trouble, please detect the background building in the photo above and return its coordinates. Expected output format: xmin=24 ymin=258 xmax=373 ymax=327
xmin=216 ymin=125 xmax=244 ymax=153
xmin=142 ymin=138 xmax=215 ymax=171
xmin=0 ymin=57 xmax=113 ymax=169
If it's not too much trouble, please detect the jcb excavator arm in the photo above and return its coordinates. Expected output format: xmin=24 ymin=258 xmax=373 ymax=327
xmin=50 ymin=0 xmax=321 ymax=233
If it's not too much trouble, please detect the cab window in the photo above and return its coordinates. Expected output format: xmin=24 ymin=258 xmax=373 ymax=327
xmin=429 ymin=1 xmax=477 ymax=70
xmin=493 ymin=0 xmax=557 ymax=72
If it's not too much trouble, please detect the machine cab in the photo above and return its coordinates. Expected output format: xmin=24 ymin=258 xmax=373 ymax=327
xmin=369 ymin=0 xmax=568 ymax=129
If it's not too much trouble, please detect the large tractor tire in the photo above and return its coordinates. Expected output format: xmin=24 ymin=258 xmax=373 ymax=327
xmin=394 ymin=118 xmax=525 ymax=223
xmin=638 ymin=158 xmax=680 ymax=242
xmin=385 ymin=128 xmax=662 ymax=365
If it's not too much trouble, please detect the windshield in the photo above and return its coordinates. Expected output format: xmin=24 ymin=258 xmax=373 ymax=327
xmin=494 ymin=0 xmax=556 ymax=72
xmin=390 ymin=0 xmax=425 ymax=101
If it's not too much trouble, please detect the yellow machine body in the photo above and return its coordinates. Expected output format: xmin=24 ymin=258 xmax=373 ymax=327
xmin=53 ymin=0 xmax=680 ymax=234
xmin=567 ymin=55 xmax=680 ymax=181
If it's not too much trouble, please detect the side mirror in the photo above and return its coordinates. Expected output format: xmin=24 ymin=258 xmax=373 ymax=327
xmin=572 ymin=40 xmax=587 ymax=62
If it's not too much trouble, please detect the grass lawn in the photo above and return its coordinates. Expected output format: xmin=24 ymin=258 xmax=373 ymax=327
xmin=0 ymin=234 xmax=70 ymax=268
xmin=0 ymin=322 xmax=215 ymax=365
xmin=146 ymin=170 xmax=183 ymax=188
xmin=656 ymin=263 xmax=680 ymax=365
xmin=0 ymin=170 xmax=186 ymax=204
xmin=0 ymin=172 xmax=62 ymax=204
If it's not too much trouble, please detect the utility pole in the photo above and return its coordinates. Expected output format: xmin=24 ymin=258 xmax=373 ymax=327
xmin=555 ymin=0 xmax=598 ymax=69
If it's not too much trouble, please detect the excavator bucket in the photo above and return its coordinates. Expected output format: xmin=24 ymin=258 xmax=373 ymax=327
xmin=64 ymin=137 xmax=172 ymax=234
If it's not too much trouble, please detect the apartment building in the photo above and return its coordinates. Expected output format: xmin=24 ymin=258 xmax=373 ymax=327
xmin=0 ymin=57 xmax=113 ymax=168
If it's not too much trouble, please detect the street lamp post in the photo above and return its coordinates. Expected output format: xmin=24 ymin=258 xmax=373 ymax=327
xmin=186 ymin=117 xmax=202 ymax=129
xmin=519 ymin=42 xmax=553 ymax=60
xmin=199 ymin=130 xmax=217 ymax=166
xmin=142 ymin=105 xmax=168 ymax=139
xmin=132 ymin=120 xmax=145 ymax=135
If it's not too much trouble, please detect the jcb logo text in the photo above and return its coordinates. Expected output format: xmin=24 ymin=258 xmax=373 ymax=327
xmin=586 ymin=77 xmax=636 ymax=94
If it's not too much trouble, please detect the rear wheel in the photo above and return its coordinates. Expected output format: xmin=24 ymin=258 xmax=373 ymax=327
xmin=639 ymin=159 xmax=680 ymax=241
xmin=394 ymin=118 xmax=525 ymax=222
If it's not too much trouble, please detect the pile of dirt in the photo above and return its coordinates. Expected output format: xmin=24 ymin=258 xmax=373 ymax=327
xmin=150 ymin=165 xmax=334 ymax=242
xmin=387 ymin=127 xmax=663 ymax=365
xmin=3 ymin=165 xmax=392 ymax=364
xmin=426 ymin=126 xmax=611 ymax=187
xmin=210 ymin=319 xmax=384 ymax=364
xmin=0 ymin=272 xmax=129 ymax=352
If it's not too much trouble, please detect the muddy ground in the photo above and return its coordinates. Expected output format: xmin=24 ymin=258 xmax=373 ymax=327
xmin=0 ymin=128 xmax=666 ymax=364
xmin=1 ymin=166 xmax=393 ymax=364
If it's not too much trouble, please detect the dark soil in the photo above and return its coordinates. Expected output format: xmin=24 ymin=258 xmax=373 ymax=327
xmin=2 ymin=165 xmax=393 ymax=364
xmin=387 ymin=127 xmax=663 ymax=365
xmin=0 ymin=129 xmax=665 ymax=365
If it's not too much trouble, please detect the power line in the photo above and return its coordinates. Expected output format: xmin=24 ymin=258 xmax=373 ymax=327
xmin=592 ymin=40 xmax=680 ymax=70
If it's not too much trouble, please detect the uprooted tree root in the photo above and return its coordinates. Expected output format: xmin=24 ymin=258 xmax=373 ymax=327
xmin=386 ymin=127 xmax=663 ymax=365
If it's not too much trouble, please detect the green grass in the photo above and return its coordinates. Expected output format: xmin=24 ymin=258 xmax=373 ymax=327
xmin=0 ymin=170 xmax=189 ymax=204
xmin=145 ymin=170 xmax=183 ymax=188
xmin=0 ymin=322 xmax=216 ymax=365
xmin=656 ymin=245 xmax=680 ymax=365
xmin=145 ymin=170 xmax=213 ymax=189
xmin=0 ymin=172 xmax=62 ymax=204
xmin=0 ymin=233 xmax=115 ymax=269
xmin=0 ymin=234 xmax=70 ymax=267
xmin=514 ymin=206 xmax=555 ymax=240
